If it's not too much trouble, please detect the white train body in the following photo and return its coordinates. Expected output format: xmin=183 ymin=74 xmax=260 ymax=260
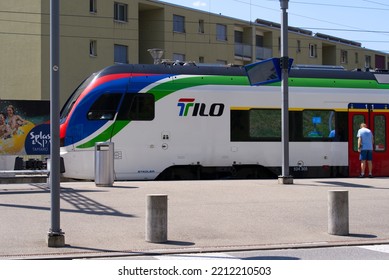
xmin=60 ymin=64 xmax=389 ymax=180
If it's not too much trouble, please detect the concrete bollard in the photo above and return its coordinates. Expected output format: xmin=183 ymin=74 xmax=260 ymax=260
xmin=328 ymin=190 xmax=349 ymax=236
xmin=146 ymin=194 xmax=168 ymax=243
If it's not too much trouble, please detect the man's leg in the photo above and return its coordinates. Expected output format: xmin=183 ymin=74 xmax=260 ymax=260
xmin=367 ymin=160 xmax=373 ymax=176
xmin=360 ymin=160 xmax=366 ymax=176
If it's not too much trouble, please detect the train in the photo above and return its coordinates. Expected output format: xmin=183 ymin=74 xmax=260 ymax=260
xmin=59 ymin=63 xmax=389 ymax=180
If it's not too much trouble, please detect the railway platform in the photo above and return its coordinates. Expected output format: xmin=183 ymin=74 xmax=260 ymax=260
xmin=1 ymin=178 xmax=389 ymax=259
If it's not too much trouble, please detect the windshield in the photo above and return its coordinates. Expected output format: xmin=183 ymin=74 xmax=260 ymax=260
xmin=60 ymin=73 xmax=97 ymax=122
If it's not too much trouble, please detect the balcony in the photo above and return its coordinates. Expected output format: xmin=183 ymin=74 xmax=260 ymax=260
xmin=234 ymin=43 xmax=273 ymax=61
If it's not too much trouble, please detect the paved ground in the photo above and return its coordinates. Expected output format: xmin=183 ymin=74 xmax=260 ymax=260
xmin=1 ymin=177 xmax=389 ymax=259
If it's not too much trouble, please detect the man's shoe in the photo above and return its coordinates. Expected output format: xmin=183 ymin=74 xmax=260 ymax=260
xmin=359 ymin=174 xmax=364 ymax=178
xmin=368 ymin=174 xmax=373 ymax=178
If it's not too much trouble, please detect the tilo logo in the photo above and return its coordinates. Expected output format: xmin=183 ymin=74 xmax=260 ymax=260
xmin=177 ymin=98 xmax=224 ymax=117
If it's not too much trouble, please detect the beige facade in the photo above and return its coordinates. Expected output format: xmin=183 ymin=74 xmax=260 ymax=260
xmin=0 ymin=0 xmax=388 ymax=105
xmin=0 ymin=1 xmax=45 ymax=100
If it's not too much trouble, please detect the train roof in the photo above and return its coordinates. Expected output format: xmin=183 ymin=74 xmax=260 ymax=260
xmin=96 ymin=63 xmax=389 ymax=84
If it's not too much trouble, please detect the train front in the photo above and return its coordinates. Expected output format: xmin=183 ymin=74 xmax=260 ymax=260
xmin=59 ymin=68 xmax=131 ymax=180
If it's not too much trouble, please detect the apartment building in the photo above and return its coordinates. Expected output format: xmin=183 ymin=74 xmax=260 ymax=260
xmin=0 ymin=0 xmax=387 ymax=105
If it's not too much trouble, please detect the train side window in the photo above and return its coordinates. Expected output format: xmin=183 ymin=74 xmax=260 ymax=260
xmin=117 ymin=93 xmax=155 ymax=121
xmin=332 ymin=112 xmax=348 ymax=142
xmin=249 ymin=109 xmax=281 ymax=139
xmin=374 ymin=115 xmax=386 ymax=152
xmin=289 ymin=111 xmax=303 ymax=141
xmin=230 ymin=108 xmax=281 ymax=141
xmin=303 ymin=110 xmax=334 ymax=139
xmin=87 ymin=93 xmax=122 ymax=120
xmin=290 ymin=111 xmax=347 ymax=142
xmin=230 ymin=109 xmax=249 ymax=141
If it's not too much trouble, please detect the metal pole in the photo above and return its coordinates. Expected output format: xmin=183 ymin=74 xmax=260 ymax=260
xmin=278 ymin=0 xmax=293 ymax=184
xmin=47 ymin=0 xmax=65 ymax=247
xmin=251 ymin=25 xmax=256 ymax=63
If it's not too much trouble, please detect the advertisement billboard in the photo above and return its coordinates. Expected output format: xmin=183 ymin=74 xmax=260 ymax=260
xmin=0 ymin=100 xmax=50 ymax=155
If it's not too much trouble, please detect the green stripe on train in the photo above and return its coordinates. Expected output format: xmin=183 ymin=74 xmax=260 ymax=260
xmin=76 ymin=121 xmax=129 ymax=149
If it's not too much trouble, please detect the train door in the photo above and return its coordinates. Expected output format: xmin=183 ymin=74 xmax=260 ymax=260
xmin=348 ymin=103 xmax=389 ymax=177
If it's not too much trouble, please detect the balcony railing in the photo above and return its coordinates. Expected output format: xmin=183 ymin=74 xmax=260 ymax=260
xmin=234 ymin=43 xmax=273 ymax=61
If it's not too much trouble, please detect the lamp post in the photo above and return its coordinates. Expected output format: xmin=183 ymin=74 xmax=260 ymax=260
xmin=278 ymin=0 xmax=293 ymax=184
xmin=47 ymin=0 xmax=65 ymax=247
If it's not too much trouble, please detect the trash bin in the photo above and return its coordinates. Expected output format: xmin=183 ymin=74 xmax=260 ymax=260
xmin=94 ymin=142 xmax=114 ymax=187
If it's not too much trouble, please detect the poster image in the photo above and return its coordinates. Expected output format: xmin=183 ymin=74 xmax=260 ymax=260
xmin=0 ymin=100 xmax=50 ymax=155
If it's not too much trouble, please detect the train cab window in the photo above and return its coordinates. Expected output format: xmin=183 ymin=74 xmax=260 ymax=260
xmin=60 ymin=73 xmax=97 ymax=121
xmin=117 ymin=93 xmax=155 ymax=121
xmin=87 ymin=93 xmax=122 ymax=120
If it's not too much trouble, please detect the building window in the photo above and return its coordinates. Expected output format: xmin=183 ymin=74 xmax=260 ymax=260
xmin=198 ymin=56 xmax=204 ymax=63
xmin=173 ymin=15 xmax=185 ymax=33
xmin=355 ymin=52 xmax=359 ymax=64
xmin=296 ymin=40 xmax=301 ymax=53
xmin=256 ymin=35 xmax=263 ymax=47
xmin=114 ymin=44 xmax=128 ymax=64
xmin=234 ymin=30 xmax=243 ymax=43
xmin=309 ymin=43 xmax=317 ymax=58
xmin=173 ymin=53 xmax=185 ymax=62
xmin=216 ymin=24 xmax=227 ymax=41
xmin=365 ymin=55 xmax=371 ymax=69
xmin=114 ymin=2 xmax=127 ymax=22
xmin=90 ymin=0 xmax=97 ymax=13
xmin=341 ymin=50 xmax=348 ymax=64
xmin=90 ymin=40 xmax=97 ymax=57
xmin=198 ymin=19 xmax=205 ymax=34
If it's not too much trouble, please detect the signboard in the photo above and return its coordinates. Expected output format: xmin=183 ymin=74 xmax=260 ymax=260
xmin=244 ymin=57 xmax=293 ymax=86
xmin=0 ymin=100 xmax=50 ymax=155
